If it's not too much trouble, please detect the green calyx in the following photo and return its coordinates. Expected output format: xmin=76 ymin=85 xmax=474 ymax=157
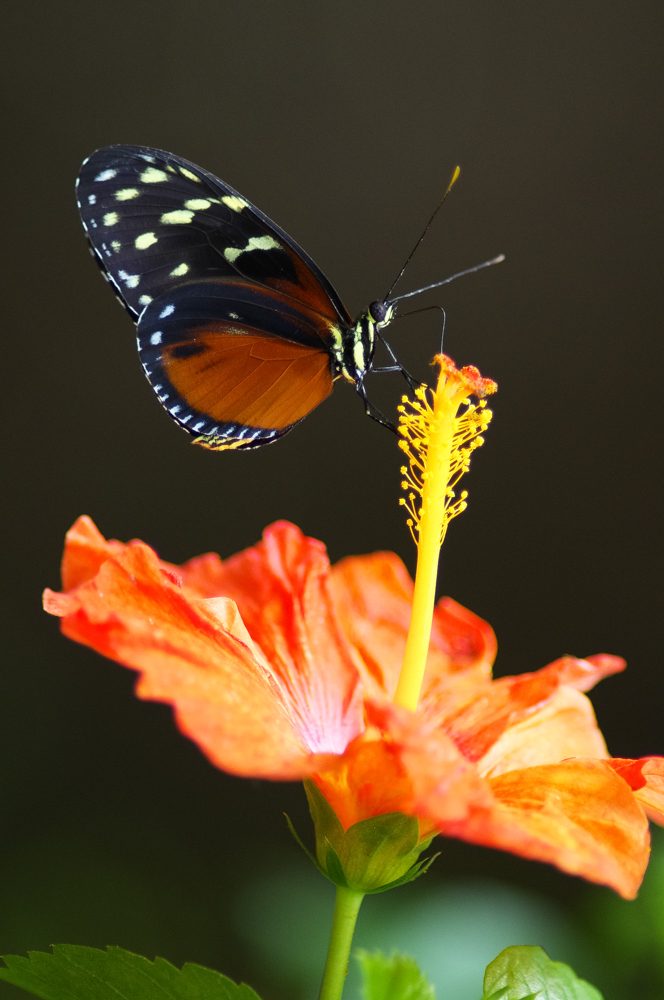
xmin=286 ymin=780 xmax=437 ymax=894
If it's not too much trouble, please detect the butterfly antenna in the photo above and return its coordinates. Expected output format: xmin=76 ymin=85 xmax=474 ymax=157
xmin=388 ymin=254 xmax=505 ymax=304
xmin=383 ymin=165 xmax=461 ymax=302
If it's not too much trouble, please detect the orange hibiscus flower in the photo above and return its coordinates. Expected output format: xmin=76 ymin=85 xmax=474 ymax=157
xmin=44 ymin=515 xmax=664 ymax=899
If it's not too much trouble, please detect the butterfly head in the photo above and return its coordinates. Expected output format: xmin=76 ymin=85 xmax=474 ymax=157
xmin=368 ymin=299 xmax=396 ymax=330
xmin=338 ymin=301 xmax=397 ymax=386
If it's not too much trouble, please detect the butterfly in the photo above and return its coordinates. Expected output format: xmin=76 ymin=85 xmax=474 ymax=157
xmin=77 ymin=145 xmax=501 ymax=451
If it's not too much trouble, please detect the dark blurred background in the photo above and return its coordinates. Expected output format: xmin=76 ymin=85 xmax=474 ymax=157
xmin=1 ymin=2 xmax=663 ymax=998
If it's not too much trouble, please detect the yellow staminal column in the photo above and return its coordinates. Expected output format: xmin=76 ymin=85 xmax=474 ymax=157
xmin=393 ymin=354 xmax=497 ymax=712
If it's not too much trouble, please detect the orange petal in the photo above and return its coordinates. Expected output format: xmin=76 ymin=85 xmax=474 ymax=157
xmin=481 ymin=760 xmax=649 ymax=898
xmin=442 ymin=655 xmax=623 ymax=763
xmin=180 ymin=522 xmax=363 ymax=756
xmin=608 ymin=757 xmax=664 ymax=825
xmin=575 ymin=654 xmax=626 ymax=689
xmin=355 ymin=705 xmax=648 ymax=897
xmin=329 ymin=551 xmax=495 ymax=699
xmin=43 ymin=588 xmax=79 ymax=617
xmin=313 ymin=699 xmax=482 ymax=835
xmin=45 ymin=522 xmax=322 ymax=779
xmin=175 ymin=550 xmax=236 ymax=598
xmin=477 ymin=686 xmax=608 ymax=777
xmin=431 ymin=758 xmax=648 ymax=899
xmin=312 ymin=734 xmax=418 ymax=832
xmin=60 ymin=515 xmax=123 ymax=590
xmin=369 ymin=699 xmax=494 ymax=827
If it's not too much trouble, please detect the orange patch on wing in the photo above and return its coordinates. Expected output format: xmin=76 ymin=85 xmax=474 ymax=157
xmin=163 ymin=328 xmax=333 ymax=429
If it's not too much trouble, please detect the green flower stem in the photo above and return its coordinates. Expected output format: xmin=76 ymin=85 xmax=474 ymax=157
xmin=318 ymin=885 xmax=365 ymax=1000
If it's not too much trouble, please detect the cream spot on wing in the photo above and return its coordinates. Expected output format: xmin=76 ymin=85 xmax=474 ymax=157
xmin=179 ymin=167 xmax=201 ymax=182
xmin=221 ymin=195 xmax=248 ymax=212
xmin=87 ymin=194 xmax=96 ymax=205
xmin=159 ymin=304 xmax=175 ymax=318
xmin=103 ymin=212 xmax=119 ymax=226
xmin=160 ymin=210 xmax=194 ymax=224
xmin=170 ymin=263 xmax=189 ymax=276
xmin=118 ymin=269 xmax=140 ymax=288
xmin=228 ymin=312 xmax=239 ymax=320
xmin=150 ymin=331 xmax=163 ymax=345
xmin=95 ymin=168 xmax=117 ymax=181
xmin=184 ymin=199 xmax=211 ymax=210
xmin=140 ymin=167 xmax=169 ymax=183
xmin=115 ymin=187 xmax=140 ymax=201
xmin=224 ymin=234 xmax=280 ymax=263
xmin=138 ymin=295 xmax=153 ymax=306
xmin=135 ymin=232 xmax=158 ymax=249
xmin=111 ymin=240 xmax=121 ymax=252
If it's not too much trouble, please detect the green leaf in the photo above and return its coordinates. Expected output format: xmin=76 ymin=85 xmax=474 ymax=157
xmin=482 ymin=946 xmax=603 ymax=1000
xmin=357 ymin=950 xmax=436 ymax=1000
xmin=0 ymin=945 xmax=261 ymax=1000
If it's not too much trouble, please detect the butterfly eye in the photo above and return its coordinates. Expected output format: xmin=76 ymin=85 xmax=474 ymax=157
xmin=369 ymin=300 xmax=388 ymax=323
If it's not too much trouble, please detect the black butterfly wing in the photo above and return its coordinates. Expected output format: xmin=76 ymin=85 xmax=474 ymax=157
xmin=136 ymin=279 xmax=337 ymax=450
xmin=76 ymin=145 xmax=352 ymax=327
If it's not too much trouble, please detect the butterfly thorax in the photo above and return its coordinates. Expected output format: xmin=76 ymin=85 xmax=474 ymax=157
xmin=336 ymin=300 xmax=395 ymax=385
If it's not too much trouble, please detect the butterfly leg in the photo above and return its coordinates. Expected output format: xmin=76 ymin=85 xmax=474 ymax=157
xmin=405 ymin=304 xmax=448 ymax=354
xmin=435 ymin=305 xmax=447 ymax=353
xmin=389 ymin=304 xmax=448 ymax=356
xmin=375 ymin=331 xmax=423 ymax=391
xmin=356 ymin=382 xmax=398 ymax=434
